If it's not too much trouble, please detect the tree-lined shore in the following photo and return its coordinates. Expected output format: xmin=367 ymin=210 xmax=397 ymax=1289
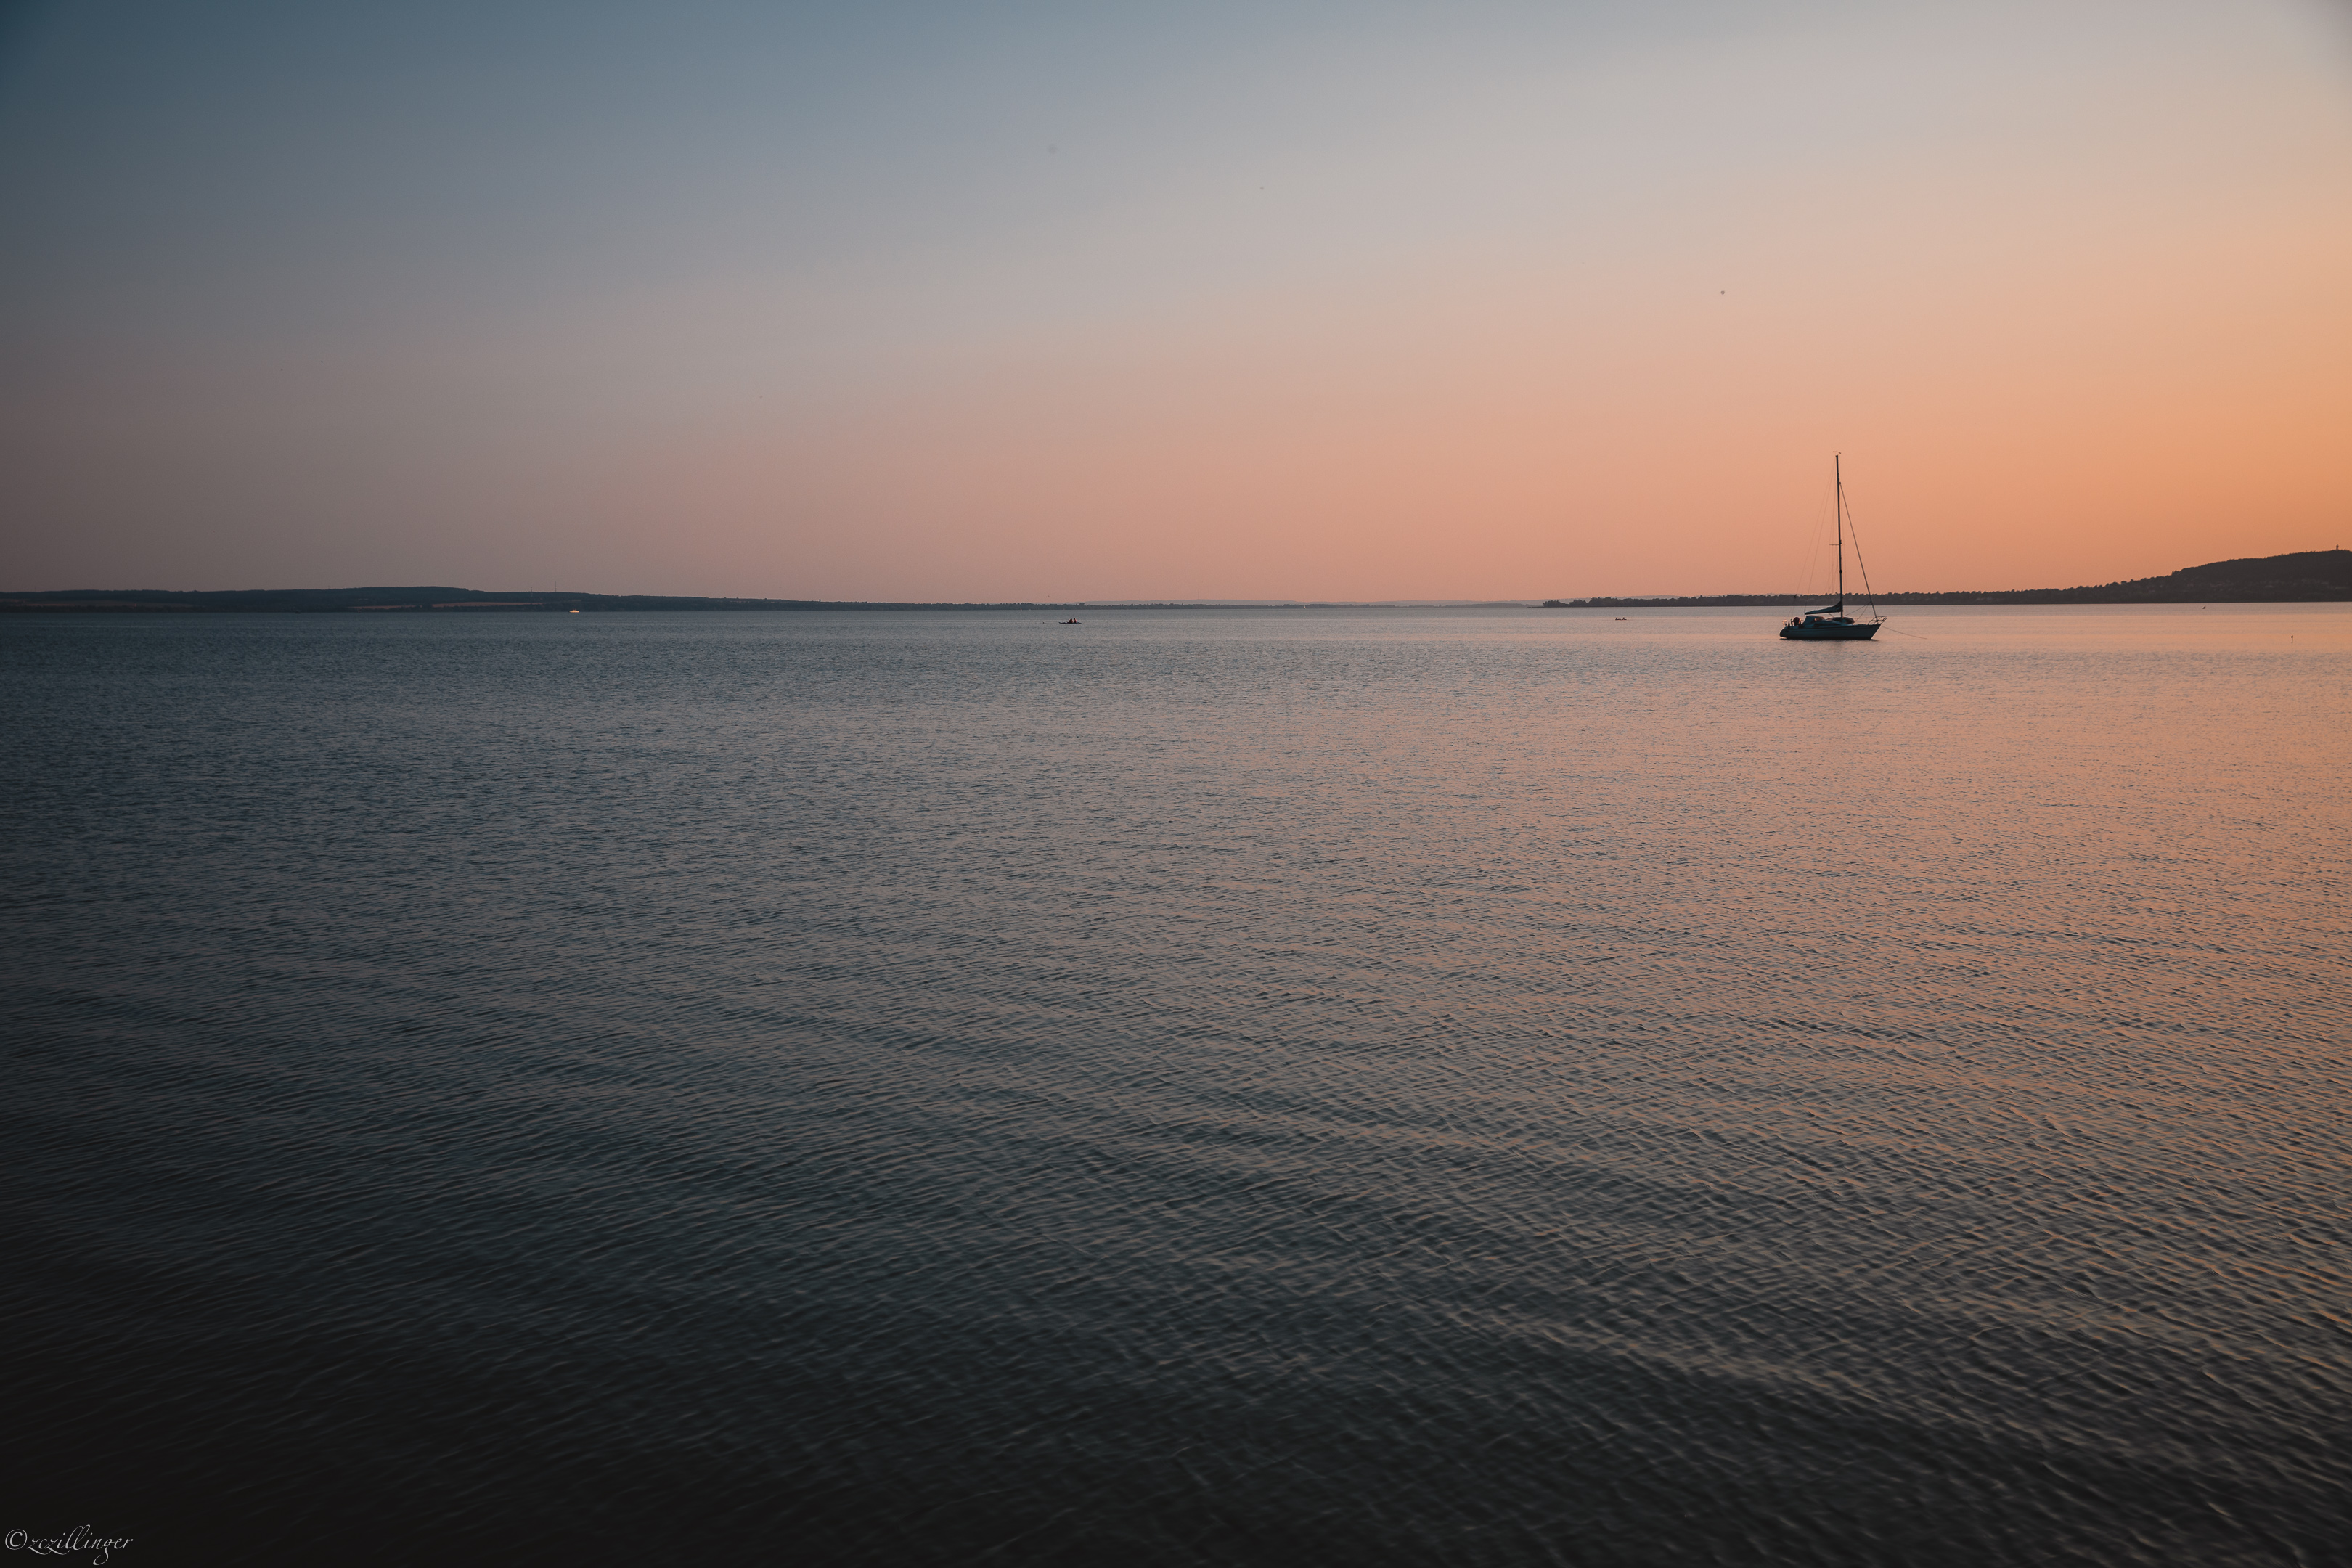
xmin=1559 ymin=549 xmax=2349 ymax=607
xmin=0 ymin=587 xmax=1089 ymax=613
xmin=6 ymin=549 xmax=2347 ymax=612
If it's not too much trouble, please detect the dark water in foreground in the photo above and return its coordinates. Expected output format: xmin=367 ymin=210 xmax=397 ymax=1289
xmin=5 ymin=606 xmax=2348 ymax=1567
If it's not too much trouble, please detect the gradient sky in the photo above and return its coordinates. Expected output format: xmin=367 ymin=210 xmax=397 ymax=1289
xmin=4 ymin=0 xmax=2348 ymax=599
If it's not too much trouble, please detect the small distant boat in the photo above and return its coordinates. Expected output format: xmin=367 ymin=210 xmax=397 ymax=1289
xmin=1063 ymin=618 xmax=1081 ymax=624
xmin=1781 ymin=456 xmax=1884 ymax=641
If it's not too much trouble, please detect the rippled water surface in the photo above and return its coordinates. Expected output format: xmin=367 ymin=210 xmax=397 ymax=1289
xmin=6 ymin=606 xmax=2348 ymax=1565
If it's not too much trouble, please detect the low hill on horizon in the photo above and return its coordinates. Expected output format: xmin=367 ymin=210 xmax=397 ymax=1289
xmin=0 ymin=586 xmax=1082 ymax=613
xmin=4 ymin=549 xmax=2348 ymax=612
xmin=1569 ymin=548 xmax=2351 ymax=606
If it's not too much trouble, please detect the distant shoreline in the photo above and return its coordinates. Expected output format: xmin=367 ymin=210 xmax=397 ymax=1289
xmin=5 ymin=549 xmax=2345 ymax=613
xmin=1564 ymin=547 xmax=2350 ymax=607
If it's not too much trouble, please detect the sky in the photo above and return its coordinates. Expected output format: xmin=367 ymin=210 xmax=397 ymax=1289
xmin=2 ymin=0 xmax=2348 ymax=600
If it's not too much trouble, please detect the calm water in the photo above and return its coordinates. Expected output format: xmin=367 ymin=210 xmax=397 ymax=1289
xmin=5 ymin=605 xmax=2347 ymax=1566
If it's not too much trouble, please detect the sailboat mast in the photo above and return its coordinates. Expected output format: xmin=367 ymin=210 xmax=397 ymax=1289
xmin=1834 ymin=454 xmax=1845 ymax=606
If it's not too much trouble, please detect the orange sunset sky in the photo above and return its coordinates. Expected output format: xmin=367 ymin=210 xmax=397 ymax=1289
xmin=3 ymin=0 xmax=2348 ymax=600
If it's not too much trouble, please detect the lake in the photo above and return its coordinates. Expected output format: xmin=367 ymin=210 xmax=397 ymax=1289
xmin=5 ymin=604 xmax=2346 ymax=1565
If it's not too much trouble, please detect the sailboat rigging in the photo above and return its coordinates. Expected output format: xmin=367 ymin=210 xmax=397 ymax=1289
xmin=1779 ymin=456 xmax=1884 ymax=641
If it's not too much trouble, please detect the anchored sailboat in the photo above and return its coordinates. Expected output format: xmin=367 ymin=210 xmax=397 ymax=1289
xmin=1780 ymin=456 xmax=1884 ymax=641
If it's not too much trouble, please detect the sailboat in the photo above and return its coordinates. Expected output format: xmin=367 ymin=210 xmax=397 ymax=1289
xmin=1779 ymin=455 xmax=1884 ymax=640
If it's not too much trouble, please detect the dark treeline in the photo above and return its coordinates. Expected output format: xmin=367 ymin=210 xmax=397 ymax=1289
xmin=1566 ymin=548 xmax=2351 ymax=607
xmin=7 ymin=549 xmax=2348 ymax=612
xmin=0 ymin=587 xmax=1101 ymax=613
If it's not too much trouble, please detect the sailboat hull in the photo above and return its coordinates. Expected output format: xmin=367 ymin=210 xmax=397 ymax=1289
xmin=1779 ymin=621 xmax=1880 ymax=640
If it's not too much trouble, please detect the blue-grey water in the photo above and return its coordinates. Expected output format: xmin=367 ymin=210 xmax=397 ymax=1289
xmin=5 ymin=605 xmax=2347 ymax=1566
